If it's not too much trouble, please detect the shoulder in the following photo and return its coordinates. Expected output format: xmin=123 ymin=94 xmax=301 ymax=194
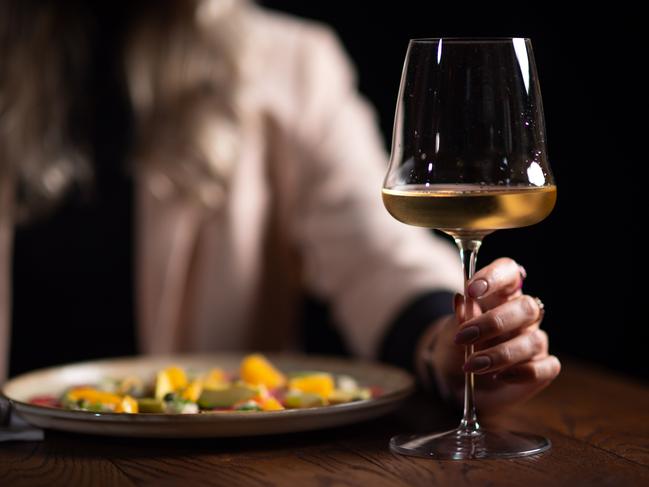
xmin=241 ymin=5 xmax=358 ymax=127
xmin=244 ymin=6 xmax=344 ymax=59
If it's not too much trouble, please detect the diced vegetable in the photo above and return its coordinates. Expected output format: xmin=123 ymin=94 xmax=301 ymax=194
xmin=155 ymin=366 xmax=188 ymax=400
xmin=29 ymin=395 xmax=61 ymax=408
xmin=137 ymin=398 xmax=165 ymax=413
xmin=288 ymin=373 xmax=334 ymax=399
xmin=240 ymin=354 xmax=286 ymax=388
xmin=165 ymin=400 xmax=199 ymax=414
xmin=284 ymin=391 xmax=326 ymax=409
xmin=66 ymin=387 xmax=123 ymax=408
xmin=115 ymin=396 xmax=139 ymax=413
xmin=165 ymin=366 xmax=188 ymax=389
xmin=181 ymin=403 xmax=199 ymax=414
xmin=336 ymin=375 xmax=359 ymax=392
xmin=202 ymin=368 xmax=227 ymax=390
xmin=260 ymin=397 xmax=284 ymax=411
xmin=198 ymin=384 xmax=257 ymax=409
xmin=251 ymin=384 xmax=270 ymax=403
xmin=328 ymin=388 xmax=371 ymax=405
xmin=118 ymin=376 xmax=145 ymax=397
xmin=181 ymin=380 xmax=203 ymax=402
xmin=77 ymin=401 xmax=108 ymax=412
xmin=38 ymin=355 xmax=377 ymax=415
xmin=234 ymin=400 xmax=262 ymax=412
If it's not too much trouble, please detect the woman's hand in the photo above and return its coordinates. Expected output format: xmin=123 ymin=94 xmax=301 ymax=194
xmin=417 ymin=258 xmax=561 ymax=414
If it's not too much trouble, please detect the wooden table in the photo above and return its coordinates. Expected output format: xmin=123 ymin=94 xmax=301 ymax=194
xmin=1 ymin=361 xmax=648 ymax=486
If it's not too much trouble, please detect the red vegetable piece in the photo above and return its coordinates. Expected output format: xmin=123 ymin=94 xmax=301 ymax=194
xmin=29 ymin=395 xmax=61 ymax=408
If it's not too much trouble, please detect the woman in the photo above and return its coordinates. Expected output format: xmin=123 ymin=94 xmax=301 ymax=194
xmin=0 ymin=0 xmax=559 ymax=412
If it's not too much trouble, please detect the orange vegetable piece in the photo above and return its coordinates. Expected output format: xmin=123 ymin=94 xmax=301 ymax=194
xmin=240 ymin=354 xmax=286 ymax=388
xmin=181 ymin=380 xmax=203 ymax=402
xmin=67 ymin=387 xmax=122 ymax=407
xmin=164 ymin=366 xmax=188 ymax=389
xmin=155 ymin=366 xmax=188 ymax=399
xmin=288 ymin=374 xmax=335 ymax=399
xmin=260 ymin=397 xmax=285 ymax=411
xmin=115 ymin=396 xmax=139 ymax=414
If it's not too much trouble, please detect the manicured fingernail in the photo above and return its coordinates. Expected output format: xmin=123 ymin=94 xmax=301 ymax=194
xmin=518 ymin=265 xmax=527 ymax=290
xmin=468 ymin=279 xmax=488 ymax=298
xmin=518 ymin=265 xmax=527 ymax=279
xmin=455 ymin=326 xmax=480 ymax=344
xmin=464 ymin=355 xmax=491 ymax=372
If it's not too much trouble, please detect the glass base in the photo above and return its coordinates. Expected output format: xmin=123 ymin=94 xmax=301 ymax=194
xmin=390 ymin=428 xmax=551 ymax=460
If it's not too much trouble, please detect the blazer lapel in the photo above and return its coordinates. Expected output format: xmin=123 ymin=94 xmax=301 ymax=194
xmin=135 ymin=173 xmax=203 ymax=354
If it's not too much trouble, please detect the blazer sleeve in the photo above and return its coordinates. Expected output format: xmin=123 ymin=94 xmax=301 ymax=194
xmin=286 ymin=25 xmax=463 ymax=359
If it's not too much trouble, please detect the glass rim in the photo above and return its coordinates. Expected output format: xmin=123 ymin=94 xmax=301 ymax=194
xmin=409 ymin=37 xmax=531 ymax=43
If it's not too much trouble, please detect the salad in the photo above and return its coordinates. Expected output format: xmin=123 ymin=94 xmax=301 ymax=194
xmin=28 ymin=354 xmax=378 ymax=414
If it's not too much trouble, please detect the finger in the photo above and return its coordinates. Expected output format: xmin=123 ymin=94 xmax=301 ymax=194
xmin=454 ymin=293 xmax=482 ymax=325
xmin=466 ymin=258 xmax=525 ymax=309
xmin=454 ymin=295 xmax=542 ymax=345
xmin=496 ymin=355 xmax=561 ymax=384
xmin=472 ymin=356 xmax=561 ymax=412
xmin=478 ymin=319 xmax=542 ymax=349
xmin=463 ymin=329 xmax=548 ymax=374
xmin=478 ymin=287 xmax=523 ymax=313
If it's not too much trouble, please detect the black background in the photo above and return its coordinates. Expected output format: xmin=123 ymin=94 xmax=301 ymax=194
xmin=262 ymin=2 xmax=642 ymax=379
xmin=9 ymin=2 xmax=643 ymax=380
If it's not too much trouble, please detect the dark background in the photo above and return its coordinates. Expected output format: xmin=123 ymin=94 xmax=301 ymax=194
xmin=262 ymin=2 xmax=642 ymax=379
xmin=8 ymin=1 xmax=642 ymax=380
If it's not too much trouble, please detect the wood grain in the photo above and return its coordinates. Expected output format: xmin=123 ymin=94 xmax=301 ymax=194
xmin=1 ymin=360 xmax=648 ymax=487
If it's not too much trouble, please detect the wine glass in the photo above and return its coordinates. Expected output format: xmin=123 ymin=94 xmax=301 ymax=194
xmin=382 ymin=38 xmax=556 ymax=459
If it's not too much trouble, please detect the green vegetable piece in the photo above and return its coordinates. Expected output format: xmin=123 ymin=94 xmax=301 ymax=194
xmin=234 ymin=400 xmax=262 ymax=412
xmin=165 ymin=399 xmax=198 ymax=414
xmin=137 ymin=398 xmax=166 ymax=413
xmin=284 ymin=392 xmax=325 ymax=409
xmin=198 ymin=385 xmax=257 ymax=409
xmin=328 ymin=388 xmax=371 ymax=405
xmin=85 ymin=401 xmax=107 ymax=412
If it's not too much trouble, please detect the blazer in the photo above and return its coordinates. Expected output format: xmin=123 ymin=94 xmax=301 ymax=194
xmin=0 ymin=6 xmax=462 ymax=381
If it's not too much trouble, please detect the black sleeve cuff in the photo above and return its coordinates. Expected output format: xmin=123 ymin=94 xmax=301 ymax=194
xmin=379 ymin=291 xmax=455 ymax=373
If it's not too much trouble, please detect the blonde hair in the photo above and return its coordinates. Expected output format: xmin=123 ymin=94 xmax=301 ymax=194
xmin=0 ymin=0 xmax=248 ymax=220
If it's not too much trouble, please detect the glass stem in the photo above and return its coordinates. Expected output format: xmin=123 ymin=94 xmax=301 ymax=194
xmin=454 ymin=236 xmax=483 ymax=435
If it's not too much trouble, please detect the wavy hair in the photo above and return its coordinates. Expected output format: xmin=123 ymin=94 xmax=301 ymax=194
xmin=0 ymin=0 xmax=248 ymax=221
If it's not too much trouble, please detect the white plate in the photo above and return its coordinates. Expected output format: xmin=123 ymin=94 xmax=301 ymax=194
xmin=2 ymin=353 xmax=414 ymax=438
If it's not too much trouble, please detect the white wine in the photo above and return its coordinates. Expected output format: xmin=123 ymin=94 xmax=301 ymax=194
xmin=382 ymin=184 xmax=556 ymax=232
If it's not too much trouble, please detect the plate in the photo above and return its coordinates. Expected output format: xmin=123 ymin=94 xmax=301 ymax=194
xmin=2 ymin=353 xmax=415 ymax=438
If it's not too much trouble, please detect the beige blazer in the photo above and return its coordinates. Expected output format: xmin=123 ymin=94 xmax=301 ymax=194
xmin=0 ymin=8 xmax=462 ymax=380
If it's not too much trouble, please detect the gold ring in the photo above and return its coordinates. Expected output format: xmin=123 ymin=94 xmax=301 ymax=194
xmin=533 ymin=296 xmax=545 ymax=318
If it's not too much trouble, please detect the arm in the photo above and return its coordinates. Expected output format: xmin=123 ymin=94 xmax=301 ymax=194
xmin=286 ymin=25 xmax=462 ymax=360
xmin=284 ymin=25 xmax=560 ymax=412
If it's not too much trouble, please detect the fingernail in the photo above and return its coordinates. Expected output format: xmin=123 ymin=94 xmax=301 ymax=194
xmin=518 ymin=265 xmax=527 ymax=291
xmin=455 ymin=326 xmax=480 ymax=344
xmin=468 ymin=279 xmax=488 ymax=298
xmin=464 ymin=355 xmax=491 ymax=372
xmin=518 ymin=265 xmax=528 ymax=279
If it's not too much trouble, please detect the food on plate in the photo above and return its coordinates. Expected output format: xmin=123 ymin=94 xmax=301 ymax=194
xmin=28 ymin=354 xmax=379 ymax=414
